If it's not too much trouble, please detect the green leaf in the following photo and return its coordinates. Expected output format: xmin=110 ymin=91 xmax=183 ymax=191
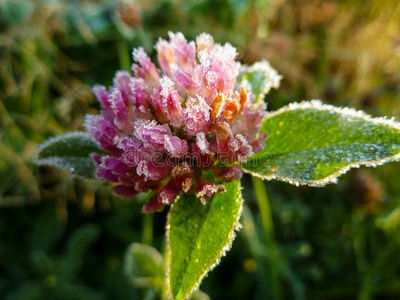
xmin=1 ymin=0 xmax=34 ymax=24
xmin=66 ymin=224 xmax=101 ymax=257
xmin=124 ymin=243 xmax=164 ymax=289
xmin=242 ymin=100 xmax=400 ymax=186
xmin=166 ymin=180 xmax=243 ymax=300
xmin=191 ymin=290 xmax=210 ymax=300
xmin=238 ymin=60 xmax=282 ymax=102
xmin=124 ymin=243 xmax=211 ymax=300
xmin=33 ymin=132 xmax=102 ymax=178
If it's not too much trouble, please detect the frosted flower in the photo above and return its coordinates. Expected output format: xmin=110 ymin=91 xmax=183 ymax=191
xmin=85 ymin=32 xmax=272 ymax=212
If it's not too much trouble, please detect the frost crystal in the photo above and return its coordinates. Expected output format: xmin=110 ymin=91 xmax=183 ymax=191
xmin=86 ymin=32 xmax=278 ymax=212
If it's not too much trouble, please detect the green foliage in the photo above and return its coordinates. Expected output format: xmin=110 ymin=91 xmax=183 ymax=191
xmin=238 ymin=60 xmax=282 ymax=102
xmin=243 ymin=100 xmax=400 ymax=186
xmin=33 ymin=132 xmax=102 ymax=178
xmin=66 ymin=224 xmax=101 ymax=257
xmin=167 ymin=180 xmax=243 ymax=300
xmin=124 ymin=243 xmax=210 ymax=300
xmin=1 ymin=0 xmax=34 ymax=24
xmin=2 ymin=0 xmax=400 ymax=299
xmin=124 ymin=243 xmax=164 ymax=290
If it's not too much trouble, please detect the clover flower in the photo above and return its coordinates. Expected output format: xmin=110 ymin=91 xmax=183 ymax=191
xmin=85 ymin=32 xmax=270 ymax=212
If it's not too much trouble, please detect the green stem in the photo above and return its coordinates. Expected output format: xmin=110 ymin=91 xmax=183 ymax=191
xmin=252 ymin=177 xmax=282 ymax=299
xmin=116 ymin=39 xmax=131 ymax=70
xmin=358 ymin=231 xmax=400 ymax=300
xmin=253 ymin=177 xmax=275 ymax=238
xmin=142 ymin=214 xmax=153 ymax=246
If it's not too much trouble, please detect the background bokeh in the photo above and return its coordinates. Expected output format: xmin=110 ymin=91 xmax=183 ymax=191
xmin=1 ymin=0 xmax=400 ymax=299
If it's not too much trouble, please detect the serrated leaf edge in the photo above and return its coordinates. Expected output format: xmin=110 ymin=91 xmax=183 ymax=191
xmin=165 ymin=184 xmax=244 ymax=300
xmin=242 ymin=100 xmax=400 ymax=187
xmin=239 ymin=60 xmax=283 ymax=100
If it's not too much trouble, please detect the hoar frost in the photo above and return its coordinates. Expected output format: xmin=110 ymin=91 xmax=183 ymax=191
xmin=85 ymin=32 xmax=280 ymax=212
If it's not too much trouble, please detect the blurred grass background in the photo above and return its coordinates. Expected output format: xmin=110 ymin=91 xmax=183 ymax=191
xmin=1 ymin=0 xmax=400 ymax=299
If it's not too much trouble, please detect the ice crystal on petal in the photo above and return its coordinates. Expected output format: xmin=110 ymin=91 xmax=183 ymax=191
xmin=132 ymin=47 xmax=160 ymax=87
xmin=195 ymin=132 xmax=212 ymax=154
xmin=159 ymin=76 xmax=184 ymax=128
xmin=134 ymin=120 xmax=168 ymax=151
xmin=196 ymin=33 xmax=214 ymax=52
xmin=92 ymin=85 xmax=111 ymax=112
xmin=184 ymin=96 xmax=210 ymax=136
xmin=130 ymin=78 xmax=153 ymax=119
xmin=158 ymin=182 xmax=180 ymax=205
xmin=85 ymin=115 xmax=120 ymax=155
xmin=87 ymin=32 xmax=280 ymax=212
xmin=163 ymin=135 xmax=188 ymax=158
xmin=196 ymin=183 xmax=226 ymax=205
xmin=136 ymin=160 xmax=169 ymax=181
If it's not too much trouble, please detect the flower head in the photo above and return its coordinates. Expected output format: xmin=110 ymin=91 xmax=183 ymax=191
xmin=86 ymin=32 xmax=272 ymax=212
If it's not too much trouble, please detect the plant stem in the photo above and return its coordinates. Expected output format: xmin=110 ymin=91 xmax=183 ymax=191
xmin=142 ymin=214 xmax=153 ymax=246
xmin=253 ymin=177 xmax=275 ymax=238
xmin=117 ymin=39 xmax=130 ymax=70
xmin=252 ymin=177 xmax=282 ymax=299
xmin=358 ymin=229 xmax=400 ymax=300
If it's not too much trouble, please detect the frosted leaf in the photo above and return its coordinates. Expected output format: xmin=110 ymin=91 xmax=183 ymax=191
xmin=33 ymin=132 xmax=103 ymax=178
xmin=166 ymin=180 xmax=243 ymax=300
xmin=242 ymin=100 xmax=400 ymax=186
xmin=238 ymin=60 xmax=282 ymax=102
